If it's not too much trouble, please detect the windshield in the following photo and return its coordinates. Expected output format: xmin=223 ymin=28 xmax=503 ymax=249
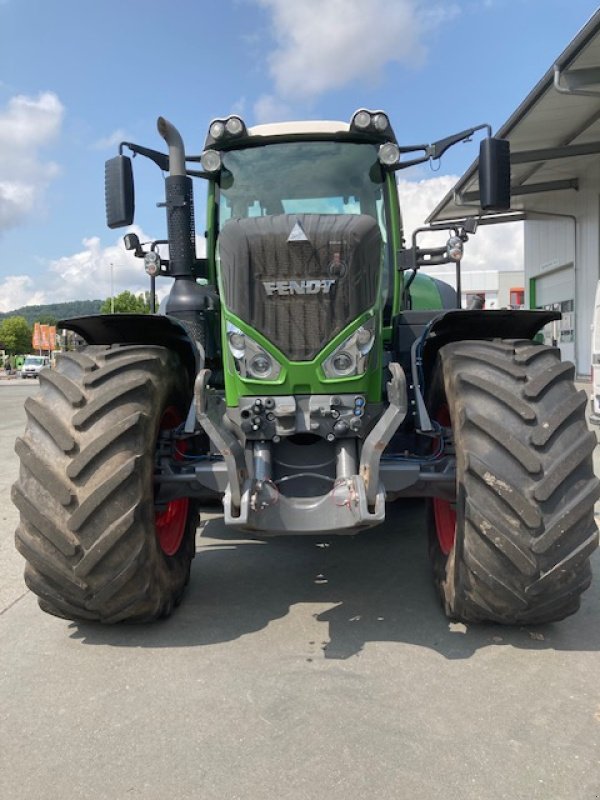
xmin=218 ymin=141 xmax=387 ymax=241
xmin=24 ymin=356 xmax=45 ymax=366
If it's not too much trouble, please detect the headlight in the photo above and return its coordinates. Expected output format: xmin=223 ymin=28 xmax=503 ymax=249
xmin=322 ymin=318 xmax=376 ymax=378
xmin=144 ymin=251 xmax=161 ymax=277
xmin=331 ymin=352 xmax=354 ymax=375
xmin=225 ymin=116 xmax=244 ymax=136
xmin=249 ymin=353 xmax=273 ymax=378
xmin=372 ymin=113 xmax=389 ymax=132
xmin=226 ymin=323 xmax=282 ymax=380
xmin=356 ymin=325 xmax=374 ymax=353
xmin=209 ymin=120 xmax=225 ymax=140
xmin=227 ymin=329 xmax=245 ymax=358
xmin=353 ymin=110 xmax=371 ymax=130
xmin=200 ymin=149 xmax=222 ymax=173
xmin=447 ymin=236 xmax=463 ymax=261
xmin=378 ymin=142 xmax=400 ymax=167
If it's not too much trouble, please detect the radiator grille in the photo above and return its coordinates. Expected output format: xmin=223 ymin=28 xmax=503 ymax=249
xmin=218 ymin=214 xmax=381 ymax=361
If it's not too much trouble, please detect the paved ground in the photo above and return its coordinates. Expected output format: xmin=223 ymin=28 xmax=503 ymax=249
xmin=1 ymin=381 xmax=600 ymax=800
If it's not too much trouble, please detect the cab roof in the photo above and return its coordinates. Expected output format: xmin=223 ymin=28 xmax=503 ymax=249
xmin=246 ymin=120 xmax=350 ymax=137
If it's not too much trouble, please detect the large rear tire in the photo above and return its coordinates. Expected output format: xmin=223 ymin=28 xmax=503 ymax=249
xmin=428 ymin=339 xmax=599 ymax=624
xmin=12 ymin=344 xmax=198 ymax=623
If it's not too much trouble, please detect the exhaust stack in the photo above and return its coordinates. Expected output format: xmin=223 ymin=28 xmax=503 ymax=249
xmin=157 ymin=117 xmax=217 ymax=342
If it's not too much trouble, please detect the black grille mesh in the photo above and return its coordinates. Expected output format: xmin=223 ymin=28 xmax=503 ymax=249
xmin=218 ymin=214 xmax=381 ymax=361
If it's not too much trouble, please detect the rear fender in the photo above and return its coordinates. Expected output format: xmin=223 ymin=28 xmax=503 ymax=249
xmin=58 ymin=314 xmax=201 ymax=387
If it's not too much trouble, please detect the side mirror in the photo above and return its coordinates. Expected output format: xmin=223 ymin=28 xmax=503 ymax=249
xmin=105 ymin=155 xmax=134 ymax=228
xmin=479 ymin=137 xmax=511 ymax=211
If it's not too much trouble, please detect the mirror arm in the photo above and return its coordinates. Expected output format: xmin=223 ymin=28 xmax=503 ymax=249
xmin=397 ymin=247 xmax=454 ymax=271
xmin=115 ymin=144 xmax=211 ymax=180
xmin=393 ymin=152 xmax=430 ymax=171
xmin=393 ymin=124 xmax=493 ymax=170
xmin=120 ymin=142 xmax=170 ymax=172
xmin=416 ymin=246 xmax=450 ymax=257
xmin=417 ymin=254 xmax=454 ymax=267
xmin=428 ymin=124 xmax=492 ymax=160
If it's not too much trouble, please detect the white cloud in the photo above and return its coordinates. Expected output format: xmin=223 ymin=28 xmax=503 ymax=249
xmin=0 ymin=226 xmax=207 ymax=312
xmin=0 ymin=91 xmax=64 ymax=232
xmin=253 ymin=93 xmax=292 ymax=123
xmin=0 ymin=181 xmax=37 ymax=229
xmin=0 ymin=228 xmax=150 ymax=312
xmin=397 ymin=174 xmax=523 ymax=273
xmin=397 ymin=175 xmax=458 ymax=241
xmin=255 ymin=0 xmax=458 ymax=103
xmin=91 ymin=128 xmax=129 ymax=150
xmin=0 ymin=276 xmax=48 ymax=313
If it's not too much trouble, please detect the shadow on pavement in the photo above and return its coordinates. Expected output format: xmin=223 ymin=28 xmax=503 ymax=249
xmin=68 ymin=500 xmax=600 ymax=659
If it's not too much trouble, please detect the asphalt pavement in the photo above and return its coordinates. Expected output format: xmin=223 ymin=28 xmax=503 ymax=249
xmin=1 ymin=381 xmax=600 ymax=800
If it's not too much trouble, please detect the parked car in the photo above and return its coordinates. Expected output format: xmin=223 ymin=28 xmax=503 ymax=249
xmin=20 ymin=355 xmax=50 ymax=379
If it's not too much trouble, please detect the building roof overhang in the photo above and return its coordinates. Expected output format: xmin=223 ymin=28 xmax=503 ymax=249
xmin=427 ymin=10 xmax=600 ymax=226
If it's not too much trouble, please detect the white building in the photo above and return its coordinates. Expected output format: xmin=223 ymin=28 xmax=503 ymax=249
xmin=428 ymin=10 xmax=600 ymax=377
xmin=426 ymin=266 xmax=524 ymax=311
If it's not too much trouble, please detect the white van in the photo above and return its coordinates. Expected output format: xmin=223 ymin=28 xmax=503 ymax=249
xmin=20 ymin=355 xmax=50 ymax=379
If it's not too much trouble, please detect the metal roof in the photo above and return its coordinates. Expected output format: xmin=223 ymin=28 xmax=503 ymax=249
xmin=427 ymin=10 xmax=600 ymax=225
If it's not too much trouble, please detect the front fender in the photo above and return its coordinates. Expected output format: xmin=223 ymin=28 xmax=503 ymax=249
xmin=58 ymin=313 xmax=202 ymax=386
xmin=421 ymin=308 xmax=560 ymax=378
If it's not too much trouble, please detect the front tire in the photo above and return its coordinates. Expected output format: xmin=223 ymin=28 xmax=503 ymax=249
xmin=428 ymin=339 xmax=600 ymax=625
xmin=12 ymin=344 xmax=198 ymax=623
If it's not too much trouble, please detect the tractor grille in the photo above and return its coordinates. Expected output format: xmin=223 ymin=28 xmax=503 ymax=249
xmin=218 ymin=214 xmax=381 ymax=361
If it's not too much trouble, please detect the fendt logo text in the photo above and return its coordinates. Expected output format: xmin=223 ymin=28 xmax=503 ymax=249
xmin=262 ymin=279 xmax=336 ymax=296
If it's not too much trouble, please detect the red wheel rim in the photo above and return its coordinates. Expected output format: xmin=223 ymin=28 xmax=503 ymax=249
xmin=433 ymin=404 xmax=456 ymax=555
xmin=433 ymin=496 xmax=456 ymax=555
xmin=155 ymin=406 xmax=189 ymax=556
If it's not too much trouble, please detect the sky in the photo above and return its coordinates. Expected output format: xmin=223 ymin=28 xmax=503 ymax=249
xmin=1 ymin=0 xmax=599 ymax=312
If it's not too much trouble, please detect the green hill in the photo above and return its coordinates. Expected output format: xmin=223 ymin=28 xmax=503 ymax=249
xmin=0 ymin=300 xmax=103 ymax=326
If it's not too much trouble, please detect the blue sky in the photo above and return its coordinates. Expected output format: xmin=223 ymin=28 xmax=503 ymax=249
xmin=1 ymin=0 xmax=598 ymax=311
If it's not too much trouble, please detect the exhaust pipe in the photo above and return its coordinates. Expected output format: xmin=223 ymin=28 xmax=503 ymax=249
xmin=157 ymin=116 xmax=216 ymax=337
xmin=156 ymin=116 xmax=196 ymax=280
xmin=157 ymin=116 xmax=186 ymax=176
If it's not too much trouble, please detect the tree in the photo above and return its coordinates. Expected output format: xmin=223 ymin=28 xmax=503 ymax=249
xmin=36 ymin=313 xmax=57 ymax=326
xmin=0 ymin=316 xmax=33 ymax=354
xmin=101 ymin=290 xmax=150 ymax=314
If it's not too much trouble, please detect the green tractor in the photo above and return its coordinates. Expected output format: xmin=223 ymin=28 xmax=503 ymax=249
xmin=13 ymin=110 xmax=599 ymax=624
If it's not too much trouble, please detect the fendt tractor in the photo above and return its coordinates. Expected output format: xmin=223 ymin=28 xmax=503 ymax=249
xmin=13 ymin=109 xmax=600 ymax=625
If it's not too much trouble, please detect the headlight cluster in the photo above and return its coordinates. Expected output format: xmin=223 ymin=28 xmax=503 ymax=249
xmin=201 ymin=115 xmax=248 ymax=173
xmin=350 ymin=109 xmax=391 ymax=136
xmin=227 ymin=323 xmax=282 ymax=381
xmin=205 ymin=115 xmax=247 ymax=147
xmin=322 ymin=318 xmax=376 ymax=379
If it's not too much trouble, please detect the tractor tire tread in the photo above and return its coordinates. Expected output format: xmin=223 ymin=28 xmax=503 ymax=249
xmin=12 ymin=344 xmax=198 ymax=623
xmin=429 ymin=339 xmax=599 ymax=625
